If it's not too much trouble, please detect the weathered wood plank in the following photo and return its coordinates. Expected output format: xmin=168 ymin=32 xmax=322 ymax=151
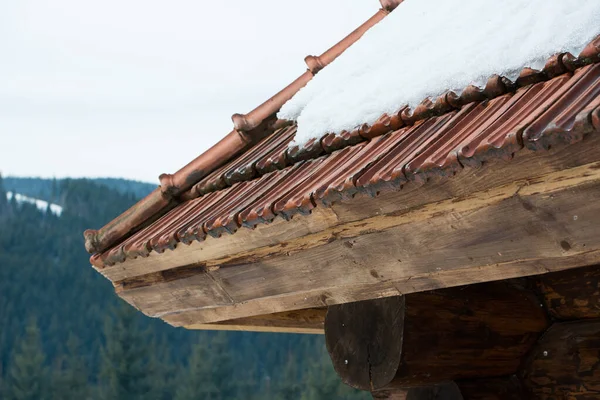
xmin=521 ymin=320 xmax=600 ymax=399
xmin=185 ymin=308 xmax=326 ymax=334
xmin=536 ymin=265 xmax=600 ymax=320
xmin=152 ymin=163 xmax=600 ymax=325
xmin=118 ymin=272 xmax=233 ymax=317
xmin=101 ymin=134 xmax=600 ymax=283
xmin=324 ymin=283 xmax=546 ymax=391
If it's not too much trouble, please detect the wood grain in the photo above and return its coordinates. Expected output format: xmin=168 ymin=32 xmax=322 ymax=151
xmin=152 ymin=163 xmax=600 ymax=325
xmin=536 ymin=265 xmax=600 ymax=320
xmin=522 ymin=320 xmax=600 ymax=399
xmin=102 ymin=136 xmax=600 ymax=326
xmin=324 ymin=283 xmax=546 ymax=391
xmin=101 ymin=134 xmax=600 ymax=283
xmin=185 ymin=308 xmax=326 ymax=334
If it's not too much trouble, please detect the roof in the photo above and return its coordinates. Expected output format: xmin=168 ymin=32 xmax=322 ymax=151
xmin=83 ymin=0 xmax=402 ymax=257
xmin=90 ymin=34 xmax=600 ymax=270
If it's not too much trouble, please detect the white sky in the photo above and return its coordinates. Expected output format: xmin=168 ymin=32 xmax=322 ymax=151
xmin=0 ymin=0 xmax=375 ymax=183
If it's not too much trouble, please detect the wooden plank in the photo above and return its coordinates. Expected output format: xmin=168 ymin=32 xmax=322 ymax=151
xmin=101 ymin=133 xmax=600 ymax=283
xmin=117 ymin=272 xmax=233 ymax=317
xmin=149 ymin=162 xmax=600 ymax=325
xmin=521 ymin=320 xmax=600 ymax=399
xmin=185 ymin=308 xmax=326 ymax=334
xmin=324 ymin=283 xmax=546 ymax=391
xmin=535 ymin=265 xmax=600 ymax=320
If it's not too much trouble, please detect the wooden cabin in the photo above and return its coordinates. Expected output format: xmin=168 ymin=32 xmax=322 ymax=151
xmin=84 ymin=1 xmax=600 ymax=398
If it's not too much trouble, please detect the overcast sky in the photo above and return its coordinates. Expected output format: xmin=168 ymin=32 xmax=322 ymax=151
xmin=0 ymin=0 xmax=375 ymax=183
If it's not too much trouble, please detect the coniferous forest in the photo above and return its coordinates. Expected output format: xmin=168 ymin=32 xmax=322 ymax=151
xmin=0 ymin=175 xmax=368 ymax=399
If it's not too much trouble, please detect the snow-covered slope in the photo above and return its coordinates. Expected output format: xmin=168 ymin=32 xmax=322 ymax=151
xmin=6 ymin=192 xmax=63 ymax=216
xmin=279 ymin=0 xmax=600 ymax=146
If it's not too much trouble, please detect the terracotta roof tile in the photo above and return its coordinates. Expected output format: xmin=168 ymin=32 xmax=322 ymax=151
xmin=523 ymin=63 xmax=600 ymax=150
xmin=91 ymin=36 xmax=600 ymax=269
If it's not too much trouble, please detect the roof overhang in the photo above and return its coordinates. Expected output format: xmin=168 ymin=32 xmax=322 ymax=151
xmin=95 ymin=130 xmax=600 ymax=332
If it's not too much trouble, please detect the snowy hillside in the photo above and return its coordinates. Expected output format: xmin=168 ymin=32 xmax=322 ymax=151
xmin=6 ymin=192 xmax=63 ymax=216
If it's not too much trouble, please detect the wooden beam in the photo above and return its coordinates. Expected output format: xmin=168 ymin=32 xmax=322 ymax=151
xmin=323 ymin=282 xmax=547 ymax=391
xmin=184 ymin=308 xmax=326 ymax=334
xmin=101 ymin=133 xmax=600 ymax=283
xmin=138 ymin=159 xmax=600 ymax=326
xmin=535 ymin=265 xmax=600 ymax=320
xmin=372 ymin=382 xmax=464 ymax=400
xmin=521 ymin=320 xmax=600 ymax=399
xmin=109 ymin=136 xmax=600 ymax=326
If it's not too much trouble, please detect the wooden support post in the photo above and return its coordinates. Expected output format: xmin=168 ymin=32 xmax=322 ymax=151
xmin=324 ymin=282 xmax=548 ymax=392
xmin=521 ymin=320 xmax=600 ymax=399
xmin=536 ymin=265 xmax=600 ymax=320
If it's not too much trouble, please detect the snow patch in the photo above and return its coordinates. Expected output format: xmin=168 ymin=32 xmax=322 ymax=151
xmin=6 ymin=192 xmax=63 ymax=216
xmin=279 ymin=0 xmax=600 ymax=146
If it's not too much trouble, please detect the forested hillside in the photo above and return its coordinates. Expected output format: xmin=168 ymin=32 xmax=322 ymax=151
xmin=0 ymin=176 xmax=367 ymax=399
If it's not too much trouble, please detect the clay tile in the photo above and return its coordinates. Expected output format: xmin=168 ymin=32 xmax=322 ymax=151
xmin=305 ymin=55 xmax=325 ymax=74
xmin=158 ymin=173 xmax=177 ymax=197
xmin=286 ymin=137 xmax=324 ymax=163
xmin=379 ymin=0 xmax=403 ymax=12
xmin=83 ymin=229 xmax=99 ymax=254
xmin=90 ymin=253 xmax=105 ymax=269
xmin=483 ymin=75 xmax=511 ymax=98
xmin=543 ymin=54 xmax=568 ymax=78
xmin=561 ymin=52 xmax=579 ymax=72
xmin=592 ymin=106 xmax=600 ymax=132
xmin=445 ymin=91 xmax=462 ymax=109
xmin=516 ymin=67 xmax=547 ymax=87
xmin=579 ymin=36 xmax=600 ymax=64
xmin=231 ymin=114 xmax=254 ymax=133
xmin=321 ymin=130 xmax=363 ymax=152
xmin=360 ymin=109 xmax=406 ymax=139
xmin=459 ymin=85 xmax=487 ymax=105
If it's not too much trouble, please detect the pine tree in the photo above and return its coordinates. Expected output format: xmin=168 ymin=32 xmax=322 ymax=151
xmin=209 ymin=332 xmax=238 ymax=399
xmin=0 ymin=172 xmax=8 ymax=211
xmin=6 ymin=318 xmax=49 ymax=400
xmin=175 ymin=332 xmax=239 ymax=400
xmin=174 ymin=335 xmax=216 ymax=400
xmin=275 ymin=353 xmax=302 ymax=400
xmin=99 ymin=302 xmax=153 ymax=400
xmin=51 ymin=334 xmax=89 ymax=400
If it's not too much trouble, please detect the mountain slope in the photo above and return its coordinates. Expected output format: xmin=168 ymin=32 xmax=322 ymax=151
xmin=0 ymin=175 xmax=367 ymax=399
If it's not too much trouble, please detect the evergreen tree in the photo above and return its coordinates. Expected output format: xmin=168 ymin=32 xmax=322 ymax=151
xmin=0 ymin=177 xmax=370 ymax=399
xmin=99 ymin=302 xmax=154 ymax=400
xmin=209 ymin=332 xmax=238 ymax=399
xmin=275 ymin=353 xmax=302 ymax=400
xmin=5 ymin=318 xmax=48 ymax=400
xmin=0 ymin=172 xmax=8 ymax=214
xmin=175 ymin=332 xmax=239 ymax=400
xmin=51 ymin=334 xmax=89 ymax=400
xmin=174 ymin=336 xmax=215 ymax=400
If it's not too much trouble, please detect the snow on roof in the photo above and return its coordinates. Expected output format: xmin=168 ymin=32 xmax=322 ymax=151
xmin=6 ymin=192 xmax=63 ymax=216
xmin=279 ymin=0 xmax=600 ymax=146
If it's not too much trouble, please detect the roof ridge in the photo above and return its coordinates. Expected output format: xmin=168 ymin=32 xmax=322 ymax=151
xmin=84 ymin=2 xmax=400 ymax=255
